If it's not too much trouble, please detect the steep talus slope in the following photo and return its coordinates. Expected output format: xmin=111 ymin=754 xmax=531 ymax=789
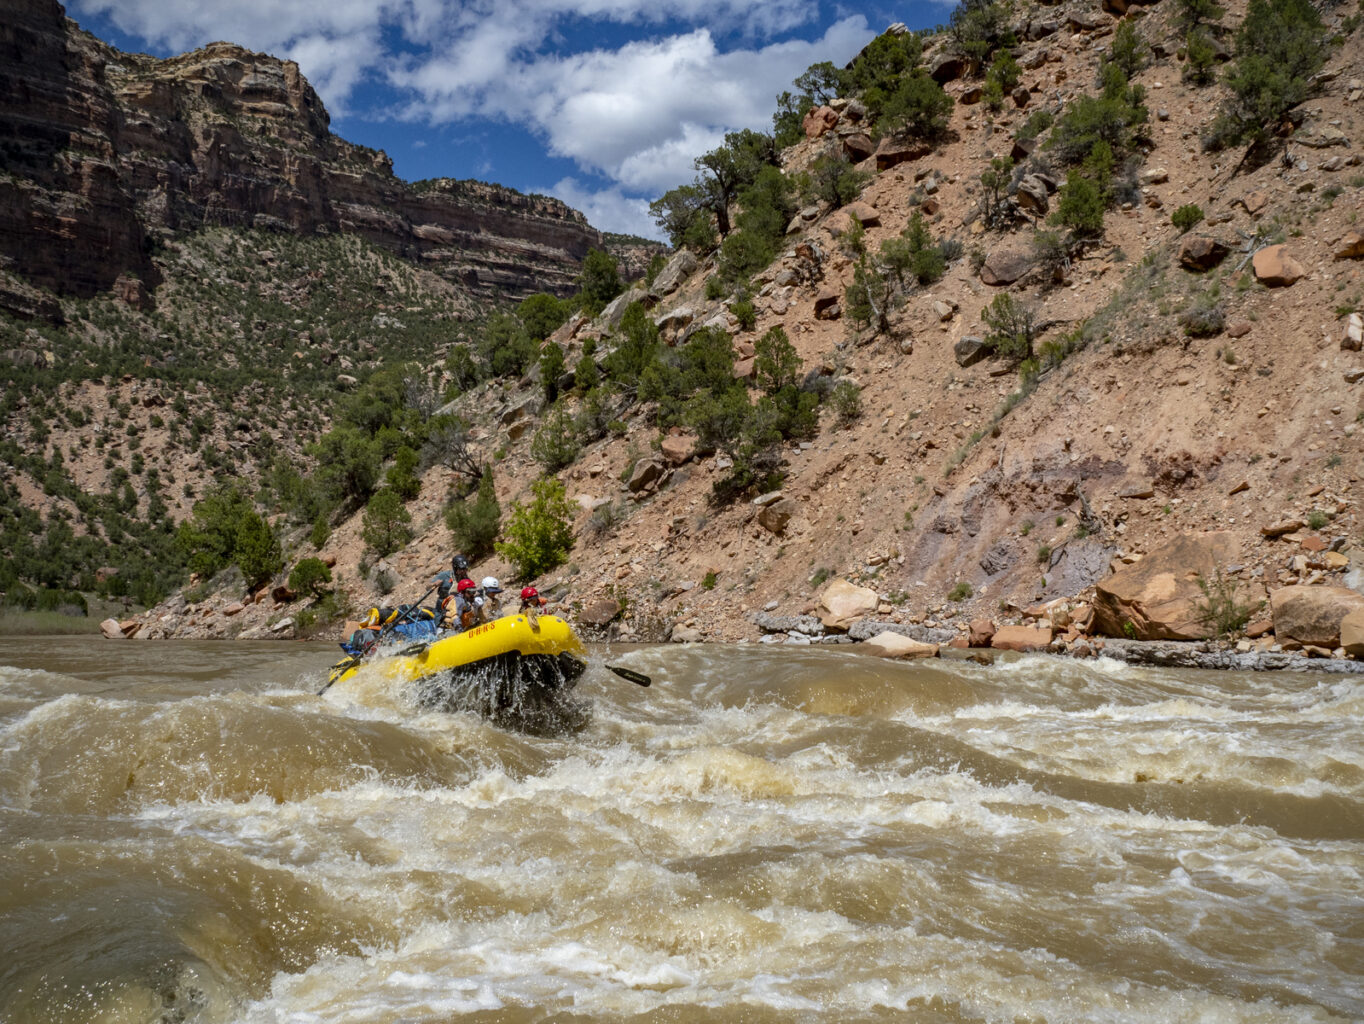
xmin=0 ymin=0 xmax=601 ymax=303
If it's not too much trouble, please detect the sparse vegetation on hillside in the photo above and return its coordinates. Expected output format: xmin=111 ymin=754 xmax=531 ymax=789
xmin=1206 ymin=0 xmax=1327 ymax=152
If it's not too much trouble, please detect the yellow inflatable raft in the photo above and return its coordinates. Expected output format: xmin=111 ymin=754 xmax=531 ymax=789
xmin=325 ymin=613 xmax=588 ymax=723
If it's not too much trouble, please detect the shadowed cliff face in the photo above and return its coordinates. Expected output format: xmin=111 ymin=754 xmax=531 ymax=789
xmin=0 ymin=0 xmax=604 ymax=302
xmin=0 ymin=0 xmax=154 ymax=297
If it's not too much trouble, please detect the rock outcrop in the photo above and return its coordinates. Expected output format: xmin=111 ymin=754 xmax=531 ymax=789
xmin=0 ymin=0 xmax=605 ymax=301
xmin=818 ymin=578 xmax=879 ymax=630
xmin=1270 ymin=585 xmax=1364 ymax=648
xmin=1091 ymin=532 xmax=1239 ymax=641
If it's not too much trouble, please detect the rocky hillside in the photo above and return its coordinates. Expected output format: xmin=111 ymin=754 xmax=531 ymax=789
xmin=179 ymin=0 xmax=1359 ymax=654
xmin=8 ymin=0 xmax=1364 ymax=661
xmin=0 ymin=0 xmax=605 ymax=304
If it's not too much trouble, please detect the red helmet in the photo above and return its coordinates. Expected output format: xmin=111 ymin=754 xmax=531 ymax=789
xmin=457 ymin=578 xmax=476 ymax=593
xmin=521 ymin=587 xmax=539 ymax=601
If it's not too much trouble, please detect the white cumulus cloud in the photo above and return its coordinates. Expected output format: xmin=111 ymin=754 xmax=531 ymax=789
xmin=68 ymin=0 xmax=879 ymax=233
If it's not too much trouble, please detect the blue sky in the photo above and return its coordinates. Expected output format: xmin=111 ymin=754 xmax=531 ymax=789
xmin=68 ymin=1 xmax=947 ymax=239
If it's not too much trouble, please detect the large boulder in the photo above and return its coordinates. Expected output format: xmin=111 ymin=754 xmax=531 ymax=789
xmin=802 ymin=105 xmax=838 ymax=139
xmin=758 ymin=498 xmax=797 ymax=535
xmin=980 ymin=247 xmax=1033 ymax=285
xmin=990 ymin=625 xmax=1053 ymax=652
xmin=1091 ymin=531 xmax=1239 ymax=640
xmin=100 ymin=617 xmax=125 ymax=639
xmin=874 ymin=138 xmax=931 ymax=171
xmin=968 ymin=618 xmax=997 ymax=647
xmin=832 ymin=202 xmax=880 ymax=234
xmin=579 ymin=597 xmax=622 ymax=627
xmin=1252 ymin=245 xmax=1306 ymax=287
xmin=954 ymin=336 xmax=991 ymax=368
xmin=842 ymin=133 xmax=875 ymax=163
xmin=626 ymin=459 xmax=667 ymax=493
xmin=818 ymin=578 xmax=879 ymax=631
xmin=863 ymin=632 xmax=940 ymax=659
xmin=929 ymin=54 xmax=968 ymax=83
xmin=1342 ymin=312 xmax=1363 ymax=352
xmin=1014 ymin=175 xmax=1050 ymax=216
xmin=1179 ymin=235 xmax=1230 ymax=272
xmin=1335 ymin=231 xmax=1364 ymax=260
xmin=660 ymin=433 xmax=696 ymax=465
xmin=1341 ymin=608 xmax=1364 ymax=658
xmin=652 ymin=250 xmax=698 ymax=295
xmin=814 ymin=287 xmax=842 ymax=320
xmin=597 ymin=289 xmax=639 ymax=330
xmin=1270 ymin=585 xmax=1364 ymax=647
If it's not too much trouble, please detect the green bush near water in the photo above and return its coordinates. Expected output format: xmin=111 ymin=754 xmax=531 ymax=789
xmin=497 ymin=477 xmax=576 ymax=581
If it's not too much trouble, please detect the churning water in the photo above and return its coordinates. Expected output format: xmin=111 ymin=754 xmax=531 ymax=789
xmin=0 ymin=637 xmax=1361 ymax=1023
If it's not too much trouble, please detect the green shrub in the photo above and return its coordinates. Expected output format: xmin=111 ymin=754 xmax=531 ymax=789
xmin=1031 ymin=229 xmax=1072 ymax=278
xmin=288 ymin=557 xmax=333 ymax=598
xmin=235 ymin=511 xmax=284 ymax=589
xmin=517 ymin=292 xmax=572 ymax=341
xmin=1193 ymin=567 xmax=1261 ymax=640
xmin=476 ymin=312 xmax=537 ymax=379
xmin=984 ymin=51 xmax=1022 ymax=110
xmin=1181 ymin=300 xmax=1225 ymax=337
xmin=1176 ymin=0 xmax=1224 ymax=32
xmin=1108 ymin=20 xmax=1147 ymax=80
xmin=876 ymin=71 xmax=955 ymax=141
xmin=1208 ymin=0 xmax=1326 ymax=149
xmin=949 ymin=0 xmax=1015 ymax=69
xmin=1171 ymin=204 xmax=1205 ymax=232
xmin=948 ymin=582 xmax=973 ymax=602
xmin=802 ymin=150 xmax=871 ymax=208
xmin=539 ymin=340 xmax=566 ymax=403
xmin=730 ymin=298 xmax=757 ymax=331
xmin=981 ymin=293 xmax=1038 ymax=361
xmin=1184 ymin=30 xmax=1218 ymax=86
xmin=979 ymin=155 xmax=1015 ymax=229
xmin=497 ymin=476 xmax=575 ymax=580
xmin=1053 ymin=171 xmax=1107 ymax=237
xmin=604 ymin=302 xmax=663 ymax=389
xmin=361 ymin=488 xmax=413 ymax=557
xmin=385 ymin=444 xmax=421 ymax=500
xmin=845 ymin=257 xmax=893 ymax=332
xmin=1016 ymin=109 xmax=1054 ymax=142
xmin=576 ymin=248 xmax=624 ymax=317
xmin=754 ymin=326 xmax=802 ymax=395
xmin=1047 ymin=86 xmax=1147 ymax=168
xmin=830 ymin=380 xmax=862 ymax=425
xmin=445 ymin=470 xmax=501 ymax=561
xmin=530 ymin=401 xmax=581 ymax=472
xmin=309 ymin=514 xmax=331 ymax=550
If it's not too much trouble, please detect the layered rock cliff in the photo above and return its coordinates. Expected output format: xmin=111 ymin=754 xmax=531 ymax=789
xmin=0 ymin=0 xmax=604 ymax=303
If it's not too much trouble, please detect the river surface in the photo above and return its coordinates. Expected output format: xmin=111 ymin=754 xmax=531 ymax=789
xmin=0 ymin=637 xmax=1361 ymax=1023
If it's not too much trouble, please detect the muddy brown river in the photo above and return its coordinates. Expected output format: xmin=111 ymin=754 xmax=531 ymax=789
xmin=0 ymin=637 xmax=1360 ymax=1023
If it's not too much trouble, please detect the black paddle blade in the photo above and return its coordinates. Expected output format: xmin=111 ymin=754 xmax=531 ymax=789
xmin=606 ymin=664 xmax=651 ymax=687
xmin=319 ymin=656 xmax=361 ymax=695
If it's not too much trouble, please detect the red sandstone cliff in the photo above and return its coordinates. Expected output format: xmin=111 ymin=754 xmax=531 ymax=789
xmin=0 ymin=0 xmax=605 ymax=303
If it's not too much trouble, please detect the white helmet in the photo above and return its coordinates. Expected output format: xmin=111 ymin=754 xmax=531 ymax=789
xmin=481 ymin=576 xmax=501 ymax=593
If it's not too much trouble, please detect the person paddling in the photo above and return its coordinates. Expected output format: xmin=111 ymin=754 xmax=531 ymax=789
xmin=451 ymin=577 xmax=479 ymax=630
xmin=519 ymin=586 xmax=547 ymax=627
